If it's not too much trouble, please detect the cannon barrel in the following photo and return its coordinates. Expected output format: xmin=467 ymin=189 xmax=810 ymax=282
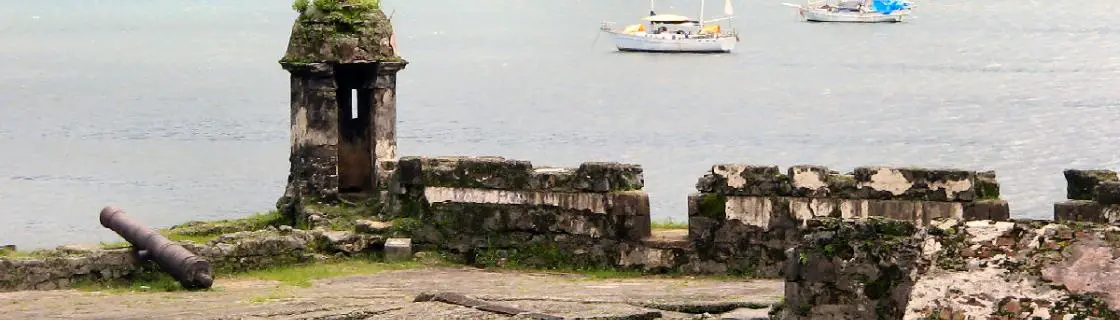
xmin=99 ymin=206 xmax=213 ymax=290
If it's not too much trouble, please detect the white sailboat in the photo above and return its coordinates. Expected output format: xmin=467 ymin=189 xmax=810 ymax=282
xmin=782 ymin=0 xmax=913 ymax=23
xmin=599 ymin=0 xmax=740 ymax=53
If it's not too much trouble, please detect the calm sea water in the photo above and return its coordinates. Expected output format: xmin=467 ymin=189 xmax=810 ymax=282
xmin=1 ymin=0 xmax=1117 ymax=249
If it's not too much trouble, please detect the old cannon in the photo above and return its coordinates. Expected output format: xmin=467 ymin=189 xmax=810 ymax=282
xmin=99 ymin=206 xmax=214 ymax=289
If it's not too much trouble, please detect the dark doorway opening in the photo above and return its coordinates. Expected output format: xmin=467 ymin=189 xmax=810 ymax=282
xmin=334 ymin=64 xmax=377 ymax=194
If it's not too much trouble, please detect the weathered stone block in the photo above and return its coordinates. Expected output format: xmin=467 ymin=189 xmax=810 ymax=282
xmin=528 ymin=167 xmax=577 ymax=191
xmin=375 ymin=159 xmax=398 ymax=190
xmin=920 ymin=201 xmax=964 ymax=224
xmin=573 ymin=162 xmax=644 ymax=192
xmin=1096 ymin=181 xmax=1120 ymax=205
xmin=789 ymin=165 xmax=831 ymax=197
xmin=1064 ymin=169 xmax=1118 ymax=200
xmin=866 ymin=199 xmax=920 ymax=222
xmin=696 ymin=164 xmax=792 ymax=196
xmin=427 ymin=202 xmax=619 ymax=240
xmin=853 ymin=167 xmax=976 ymax=201
xmin=422 ymin=187 xmax=610 ymax=214
xmin=837 ymin=199 xmax=869 ymax=219
xmin=781 ymin=218 xmax=921 ymax=320
xmin=355 ymin=219 xmax=392 ymax=233
xmin=687 ymin=216 xmax=720 ymax=245
xmin=725 ymin=196 xmax=780 ymax=230
xmin=384 ymin=238 xmax=412 ymax=262
xmin=963 ymin=200 xmax=1010 ymax=221
xmin=607 ymin=191 xmax=650 ymax=216
xmin=825 ymin=173 xmax=861 ymax=199
xmin=618 ymin=214 xmax=652 ymax=241
xmin=689 ymin=193 xmax=727 ymax=220
xmin=397 ymin=156 xmax=534 ymax=190
xmin=1054 ymin=200 xmax=1120 ymax=223
xmin=973 ymin=170 xmax=1001 ymax=200
xmin=789 ymin=198 xmax=843 ymax=223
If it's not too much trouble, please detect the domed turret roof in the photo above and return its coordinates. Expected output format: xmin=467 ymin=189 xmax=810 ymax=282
xmin=281 ymin=0 xmax=400 ymax=64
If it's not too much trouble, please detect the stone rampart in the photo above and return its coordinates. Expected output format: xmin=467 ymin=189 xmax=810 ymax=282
xmin=395 ymin=156 xmax=650 ymax=268
xmin=686 ymin=164 xmax=1008 ymax=277
xmin=1055 ymin=169 xmax=1120 ymax=223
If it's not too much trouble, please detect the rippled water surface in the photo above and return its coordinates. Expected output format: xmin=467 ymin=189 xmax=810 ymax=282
xmin=1 ymin=0 xmax=1117 ymax=249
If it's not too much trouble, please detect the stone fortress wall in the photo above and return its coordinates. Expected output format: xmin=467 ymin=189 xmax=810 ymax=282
xmin=382 ymin=157 xmax=1014 ymax=277
xmin=2 ymin=157 xmax=1115 ymax=292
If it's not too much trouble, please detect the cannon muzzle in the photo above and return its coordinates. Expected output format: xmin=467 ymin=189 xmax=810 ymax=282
xmin=99 ymin=206 xmax=213 ymax=290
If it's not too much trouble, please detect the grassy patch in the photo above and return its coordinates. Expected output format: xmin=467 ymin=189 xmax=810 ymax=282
xmin=304 ymin=200 xmax=383 ymax=231
xmin=233 ymin=258 xmax=424 ymax=288
xmin=163 ymin=211 xmax=286 ymax=240
xmin=99 ymin=241 xmax=131 ymax=250
xmin=72 ymin=271 xmax=215 ymax=294
xmin=0 ymin=249 xmax=49 ymax=259
xmin=651 ymin=218 xmax=688 ymax=230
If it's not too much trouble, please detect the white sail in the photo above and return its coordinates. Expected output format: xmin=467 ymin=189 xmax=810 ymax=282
xmin=724 ymin=0 xmax=734 ymax=15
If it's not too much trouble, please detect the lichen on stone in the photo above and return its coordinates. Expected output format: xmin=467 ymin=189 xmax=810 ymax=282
xmin=281 ymin=0 xmax=399 ymax=64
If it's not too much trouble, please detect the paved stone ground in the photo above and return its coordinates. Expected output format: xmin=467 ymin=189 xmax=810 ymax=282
xmin=0 ymin=267 xmax=782 ymax=320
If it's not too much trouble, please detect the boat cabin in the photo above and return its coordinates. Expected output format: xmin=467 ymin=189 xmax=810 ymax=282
xmin=632 ymin=14 xmax=722 ymax=37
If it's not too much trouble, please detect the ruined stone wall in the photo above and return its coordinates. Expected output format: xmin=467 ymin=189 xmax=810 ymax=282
xmin=777 ymin=217 xmax=1120 ymax=320
xmin=1055 ymin=169 xmax=1120 ymax=223
xmin=686 ymin=164 xmax=1008 ymax=277
xmin=394 ymin=156 xmax=650 ymax=268
xmin=0 ymin=227 xmax=315 ymax=292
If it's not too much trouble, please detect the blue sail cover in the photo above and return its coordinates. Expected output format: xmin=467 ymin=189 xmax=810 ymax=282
xmin=870 ymin=0 xmax=910 ymax=14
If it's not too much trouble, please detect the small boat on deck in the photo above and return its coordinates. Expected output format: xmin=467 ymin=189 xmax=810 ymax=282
xmin=599 ymin=0 xmax=740 ymax=53
xmin=782 ymin=0 xmax=912 ymax=23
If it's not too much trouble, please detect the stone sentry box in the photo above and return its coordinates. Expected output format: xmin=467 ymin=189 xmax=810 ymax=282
xmin=395 ymin=156 xmax=650 ymax=267
xmin=277 ymin=1 xmax=405 ymax=206
xmin=687 ymin=164 xmax=1007 ymax=277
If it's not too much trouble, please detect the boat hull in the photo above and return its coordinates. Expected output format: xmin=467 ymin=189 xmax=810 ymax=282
xmin=799 ymin=8 xmax=907 ymax=23
xmin=605 ymin=32 xmax=736 ymax=53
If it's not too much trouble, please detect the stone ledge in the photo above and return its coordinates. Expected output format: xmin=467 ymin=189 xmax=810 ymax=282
xmin=1064 ymin=169 xmax=1118 ymax=201
xmin=1054 ymin=200 xmax=1120 ymax=224
xmin=688 ymin=194 xmax=1009 ymax=231
xmin=398 ymin=156 xmax=643 ymax=192
xmin=696 ymin=164 xmax=999 ymax=201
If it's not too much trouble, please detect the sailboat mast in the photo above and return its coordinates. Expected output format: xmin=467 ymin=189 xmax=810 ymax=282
xmin=699 ymin=0 xmax=705 ymax=28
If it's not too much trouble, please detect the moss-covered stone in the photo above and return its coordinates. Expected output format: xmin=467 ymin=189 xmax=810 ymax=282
xmin=695 ymin=193 xmax=727 ymax=220
xmin=165 ymin=211 xmax=288 ymax=238
xmin=281 ymin=0 xmax=399 ymax=64
xmin=696 ymin=164 xmax=792 ymax=196
xmin=973 ymin=170 xmax=1001 ymax=200
xmin=1064 ymin=169 xmax=1119 ymax=201
xmin=781 ymin=218 xmax=922 ymax=320
xmin=300 ymin=198 xmax=386 ymax=231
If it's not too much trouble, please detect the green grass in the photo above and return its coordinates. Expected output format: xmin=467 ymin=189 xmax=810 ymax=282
xmin=99 ymin=241 xmax=131 ymax=250
xmin=162 ymin=211 xmax=286 ymax=240
xmin=233 ymin=258 xmax=425 ymax=288
xmin=72 ymin=257 xmax=434 ymax=294
xmin=651 ymin=218 xmax=688 ymax=230
xmin=72 ymin=272 xmax=214 ymax=294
